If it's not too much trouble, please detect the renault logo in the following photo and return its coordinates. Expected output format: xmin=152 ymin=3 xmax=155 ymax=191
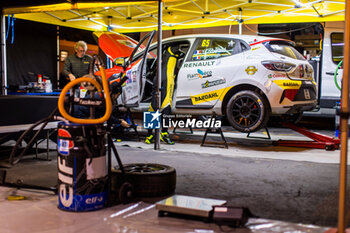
xmin=245 ymin=66 xmax=257 ymax=75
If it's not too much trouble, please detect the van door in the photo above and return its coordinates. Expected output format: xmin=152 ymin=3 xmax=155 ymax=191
xmin=175 ymin=37 xmax=244 ymax=109
xmin=320 ymin=27 xmax=344 ymax=108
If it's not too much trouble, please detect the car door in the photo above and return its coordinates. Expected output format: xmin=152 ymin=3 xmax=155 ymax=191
xmin=175 ymin=37 xmax=245 ymax=109
xmin=94 ymin=31 xmax=155 ymax=107
xmin=321 ymin=29 xmax=343 ymax=101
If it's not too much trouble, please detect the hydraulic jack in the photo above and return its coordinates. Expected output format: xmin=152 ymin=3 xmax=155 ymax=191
xmin=273 ymin=122 xmax=340 ymax=151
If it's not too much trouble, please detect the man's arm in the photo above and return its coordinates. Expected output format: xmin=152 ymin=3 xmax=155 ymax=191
xmin=62 ymin=56 xmax=76 ymax=81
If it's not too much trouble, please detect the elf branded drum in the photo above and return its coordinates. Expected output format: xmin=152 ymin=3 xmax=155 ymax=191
xmin=57 ymin=122 xmax=108 ymax=211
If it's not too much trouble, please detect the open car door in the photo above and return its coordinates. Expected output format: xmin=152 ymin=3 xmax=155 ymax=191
xmin=94 ymin=31 xmax=155 ymax=107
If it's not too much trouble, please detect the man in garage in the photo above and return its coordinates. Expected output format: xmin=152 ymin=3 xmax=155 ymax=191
xmin=62 ymin=40 xmax=92 ymax=83
xmin=61 ymin=41 xmax=129 ymax=130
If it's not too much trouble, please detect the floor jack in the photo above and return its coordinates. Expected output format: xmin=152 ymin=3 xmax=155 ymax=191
xmin=273 ymin=122 xmax=340 ymax=151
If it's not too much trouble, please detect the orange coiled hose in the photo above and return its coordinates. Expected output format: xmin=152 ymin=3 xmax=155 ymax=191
xmin=58 ymin=65 xmax=112 ymax=124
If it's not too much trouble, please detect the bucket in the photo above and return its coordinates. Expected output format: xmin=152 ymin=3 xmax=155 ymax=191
xmin=57 ymin=122 xmax=108 ymax=211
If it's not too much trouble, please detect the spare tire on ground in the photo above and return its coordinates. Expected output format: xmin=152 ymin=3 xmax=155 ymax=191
xmin=111 ymin=163 xmax=176 ymax=198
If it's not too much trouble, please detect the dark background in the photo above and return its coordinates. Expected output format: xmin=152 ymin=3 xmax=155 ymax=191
xmin=3 ymin=17 xmax=140 ymax=90
xmin=6 ymin=19 xmax=58 ymax=87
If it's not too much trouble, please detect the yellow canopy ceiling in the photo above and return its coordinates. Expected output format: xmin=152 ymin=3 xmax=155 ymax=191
xmin=2 ymin=0 xmax=346 ymax=33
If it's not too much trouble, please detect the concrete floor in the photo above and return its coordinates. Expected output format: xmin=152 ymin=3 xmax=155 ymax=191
xmin=0 ymin=122 xmax=347 ymax=232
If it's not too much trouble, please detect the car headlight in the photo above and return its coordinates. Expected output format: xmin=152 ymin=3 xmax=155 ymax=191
xmin=261 ymin=61 xmax=295 ymax=72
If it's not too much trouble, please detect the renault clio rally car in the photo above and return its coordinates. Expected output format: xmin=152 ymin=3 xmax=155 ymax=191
xmin=95 ymin=32 xmax=317 ymax=133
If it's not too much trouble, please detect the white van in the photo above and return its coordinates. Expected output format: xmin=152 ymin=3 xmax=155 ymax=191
xmin=313 ymin=22 xmax=344 ymax=116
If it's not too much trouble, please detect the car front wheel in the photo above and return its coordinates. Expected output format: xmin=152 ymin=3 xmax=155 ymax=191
xmin=226 ymin=90 xmax=270 ymax=133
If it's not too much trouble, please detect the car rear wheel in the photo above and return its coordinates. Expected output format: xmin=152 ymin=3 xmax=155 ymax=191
xmin=226 ymin=90 xmax=270 ymax=133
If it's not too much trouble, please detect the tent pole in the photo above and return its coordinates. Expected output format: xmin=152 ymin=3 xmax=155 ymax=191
xmin=239 ymin=8 xmax=242 ymax=35
xmin=154 ymin=0 xmax=162 ymax=150
xmin=1 ymin=15 xmax=7 ymax=95
xmin=56 ymin=26 xmax=60 ymax=89
xmin=107 ymin=16 xmax=112 ymax=69
xmin=338 ymin=0 xmax=350 ymax=232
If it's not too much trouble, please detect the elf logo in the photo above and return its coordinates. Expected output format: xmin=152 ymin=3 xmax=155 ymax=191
xmin=86 ymin=196 xmax=104 ymax=204
xmin=58 ymin=155 xmax=73 ymax=207
xmin=58 ymin=129 xmax=74 ymax=155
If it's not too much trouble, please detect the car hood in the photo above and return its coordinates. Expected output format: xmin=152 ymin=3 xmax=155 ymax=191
xmin=93 ymin=31 xmax=143 ymax=60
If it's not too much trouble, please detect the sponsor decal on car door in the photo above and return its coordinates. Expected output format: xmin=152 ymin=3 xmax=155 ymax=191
xmin=176 ymin=38 xmax=244 ymax=108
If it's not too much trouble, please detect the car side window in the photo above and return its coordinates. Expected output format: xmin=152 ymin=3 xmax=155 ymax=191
xmin=190 ymin=38 xmax=239 ymax=61
xmin=331 ymin=32 xmax=344 ymax=64
xmin=240 ymin=41 xmax=250 ymax=51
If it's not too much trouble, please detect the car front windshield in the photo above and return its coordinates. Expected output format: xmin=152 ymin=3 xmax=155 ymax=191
xmin=264 ymin=42 xmax=305 ymax=61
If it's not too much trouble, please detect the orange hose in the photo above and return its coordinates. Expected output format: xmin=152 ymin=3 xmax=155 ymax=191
xmin=58 ymin=66 xmax=112 ymax=124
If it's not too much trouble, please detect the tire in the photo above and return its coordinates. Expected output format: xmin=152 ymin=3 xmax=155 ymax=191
xmin=111 ymin=163 xmax=176 ymax=197
xmin=226 ymin=90 xmax=270 ymax=133
xmin=118 ymin=182 xmax=134 ymax=204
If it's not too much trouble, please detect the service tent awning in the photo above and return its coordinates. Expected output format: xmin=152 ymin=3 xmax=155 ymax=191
xmin=2 ymin=0 xmax=346 ymax=33
xmin=2 ymin=1 xmax=350 ymax=231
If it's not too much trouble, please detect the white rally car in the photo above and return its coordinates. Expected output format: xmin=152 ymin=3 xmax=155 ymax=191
xmin=96 ymin=32 xmax=317 ymax=133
